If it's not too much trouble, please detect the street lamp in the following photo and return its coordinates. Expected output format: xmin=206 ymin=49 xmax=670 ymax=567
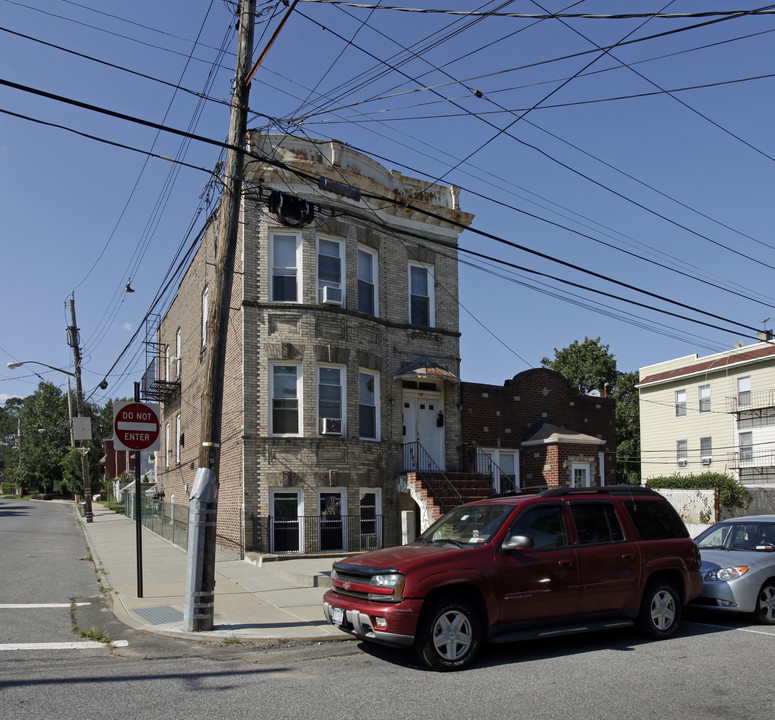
xmin=7 ymin=359 xmax=93 ymax=521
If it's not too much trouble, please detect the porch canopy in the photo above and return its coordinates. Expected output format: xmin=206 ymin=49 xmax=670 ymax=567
xmin=393 ymin=356 xmax=459 ymax=383
xmin=521 ymin=422 xmax=605 ymax=447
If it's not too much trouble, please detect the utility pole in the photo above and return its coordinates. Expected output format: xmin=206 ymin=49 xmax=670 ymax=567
xmin=68 ymin=295 xmax=93 ymax=522
xmin=184 ymin=0 xmax=256 ymax=632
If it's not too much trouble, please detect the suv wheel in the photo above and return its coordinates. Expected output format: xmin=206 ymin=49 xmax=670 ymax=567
xmin=415 ymin=597 xmax=482 ymax=671
xmin=637 ymin=580 xmax=680 ymax=639
xmin=754 ymin=581 xmax=775 ymax=624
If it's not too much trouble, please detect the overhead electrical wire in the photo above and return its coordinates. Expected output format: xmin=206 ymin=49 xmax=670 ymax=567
xmin=288 ymin=4 xmax=775 ymax=277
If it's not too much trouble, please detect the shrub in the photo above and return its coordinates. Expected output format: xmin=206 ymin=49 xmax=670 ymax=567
xmin=645 ymin=472 xmax=752 ymax=510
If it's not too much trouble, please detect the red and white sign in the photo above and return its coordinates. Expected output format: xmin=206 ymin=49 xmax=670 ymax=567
xmin=113 ymin=401 xmax=161 ymax=452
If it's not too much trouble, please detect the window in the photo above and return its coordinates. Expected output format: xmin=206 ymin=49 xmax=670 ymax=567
xmin=739 ymin=431 xmax=753 ymax=463
xmin=699 ymin=384 xmax=711 ymax=413
xmin=676 ymin=439 xmax=688 ymax=467
xmin=357 ymin=247 xmax=377 ymax=316
xmin=569 ymin=503 xmax=625 ymax=545
xmin=623 ymin=501 xmax=689 ymax=540
xmin=318 ymin=366 xmax=344 ymax=434
xmin=509 ymin=505 xmax=567 ymax=550
xmin=271 ymin=233 xmax=300 ymax=302
xmin=272 ymin=364 xmax=301 ymax=435
xmin=317 ymin=237 xmax=343 ymax=304
xmin=700 ymin=436 xmax=713 ymax=464
xmin=359 ymin=370 xmax=379 ymax=440
xmin=409 ymin=263 xmax=434 ymax=326
xmin=201 ymin=286 xmax=209 ymax=347
xmin=175 ymin=327 xmax=181 ymax=379
xmin=165 ymin=422 xmax=170 ymax=468
xmin=738 ymin=376 xmax=752 ymax=408
xmin=674 ymin=389 xmax=686 ymax=417
xmin=175 ymin=413 xmax=181 ymax=464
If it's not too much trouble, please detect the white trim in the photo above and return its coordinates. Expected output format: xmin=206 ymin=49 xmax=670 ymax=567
xmin=357 ymin=245 xmax=379 ymax=317
xmin=270 ymin=362 xmax=302 ymax=437
xmin=358 ymin=368 xmax=380 ymax=441
xmin=317 ymin=363 xmax=346 ymax=437
xmin=408 ymin=262 xmax=435 ymax=327
xmin=270 ymin=231 xmax=302 ymax=303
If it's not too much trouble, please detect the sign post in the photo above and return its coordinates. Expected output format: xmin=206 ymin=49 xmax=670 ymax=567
xmin=114 ymin=392 xmax=160 ymax=597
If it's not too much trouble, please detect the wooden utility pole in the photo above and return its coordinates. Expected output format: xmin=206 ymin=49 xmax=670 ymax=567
xmin=199 ymin=0 xmax=256 ymax=472
xmin=69 ymin=296 xmax=93 ymax=523
xmin=184 ymin=0 xmax=255 ymax=632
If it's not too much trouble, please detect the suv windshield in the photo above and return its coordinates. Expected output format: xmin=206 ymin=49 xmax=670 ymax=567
xmin=414 ymin=504 xmax=514 ymax=547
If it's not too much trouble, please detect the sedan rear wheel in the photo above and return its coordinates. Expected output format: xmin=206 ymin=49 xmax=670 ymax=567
xmin=754 ymin=581 xmax=775 ymax=625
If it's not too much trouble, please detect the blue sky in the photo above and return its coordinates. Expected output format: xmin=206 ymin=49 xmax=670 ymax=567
xmin=2 ymin=1 xmax=775 ymax=405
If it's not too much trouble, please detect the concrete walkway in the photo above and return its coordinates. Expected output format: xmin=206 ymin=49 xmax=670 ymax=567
xmin=80 ymin=503 xmax=350 ymax=643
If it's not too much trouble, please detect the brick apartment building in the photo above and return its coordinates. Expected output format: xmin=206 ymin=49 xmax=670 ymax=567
xmin=147 ymin=133 xmax=474 ymax=555
xmin=461 ymin=368 xmax=617 ymax=491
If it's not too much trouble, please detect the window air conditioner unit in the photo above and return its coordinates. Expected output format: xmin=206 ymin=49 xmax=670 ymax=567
xmin=701 ymin=457 xmax=712 ymax=466
xmin=321 ymin=285 xmax=342 ymax=306
xmin=677 ymin=459 xmax=688 ymax=467
xmin=320 ymin=418 xmax=343 ymax=435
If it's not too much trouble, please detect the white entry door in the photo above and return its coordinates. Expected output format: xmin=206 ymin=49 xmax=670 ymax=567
xmin=403 ymin=394 xmax=445 ymax=470
xmin=571 ymin=463 xmax=591 ymax=488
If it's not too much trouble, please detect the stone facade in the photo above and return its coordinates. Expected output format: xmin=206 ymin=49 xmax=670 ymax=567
xmin=154 ymin=133 xmax=474 ymax=554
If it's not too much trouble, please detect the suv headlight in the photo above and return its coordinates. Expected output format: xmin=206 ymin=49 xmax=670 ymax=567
xmin=704 ymin=566 xmax=749 ymax=582
xmin=368 ymin=573 xmax=406 ymax=602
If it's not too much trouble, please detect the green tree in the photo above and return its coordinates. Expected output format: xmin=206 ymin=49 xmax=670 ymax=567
xmin=0 ymin=398 xmax=23 ymax=492
xmin=541 ymin=337 xmax=618 ymax=395
xmin=542 ymin=338 xmax=640 ymax=484
xmin=60 ymin=443 xmax=103 ymax=497
xmin=18 ymin=382 xmax=70 ymax=494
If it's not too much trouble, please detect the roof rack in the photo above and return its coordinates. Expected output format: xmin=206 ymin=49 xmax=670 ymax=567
xmin=540 ymin=485 xmax=660 ymax=498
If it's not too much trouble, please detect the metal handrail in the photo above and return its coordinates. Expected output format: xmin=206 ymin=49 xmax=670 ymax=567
xmin=403 ymin=441 xmax=462 ymax=513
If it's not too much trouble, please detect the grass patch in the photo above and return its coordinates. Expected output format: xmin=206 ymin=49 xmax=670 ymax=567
xmin=74 ymin=626 xmax=112 ymax=644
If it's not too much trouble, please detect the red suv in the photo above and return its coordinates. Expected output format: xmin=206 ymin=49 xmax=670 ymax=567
xmin=323 ymin=486 xmax=702 ymax=670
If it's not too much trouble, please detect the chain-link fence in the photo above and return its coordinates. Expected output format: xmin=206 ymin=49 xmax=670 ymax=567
xmin=659 ymin=488 xmax=718 ymax=526
xmin=125 ymin=493 xmax=243 ymax=561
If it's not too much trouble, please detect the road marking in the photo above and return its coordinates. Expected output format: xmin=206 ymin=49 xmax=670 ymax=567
xmin=0 ymin=603 xmax=90 ymax=609
xmin=686 ymin=619 xmax=775 ymax=637
xmin=0 ymin=640 xmax=129 ymax=651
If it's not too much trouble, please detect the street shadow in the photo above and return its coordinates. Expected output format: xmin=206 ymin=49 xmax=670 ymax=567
xmin=355 ymin=619 xmax=735 ymax=672
xmin=0 ymin=501 xmax=30 ymax=517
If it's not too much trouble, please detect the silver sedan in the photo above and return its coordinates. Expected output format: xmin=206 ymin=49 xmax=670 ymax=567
xmin=691 ymin=515 xmax=775 ymax=624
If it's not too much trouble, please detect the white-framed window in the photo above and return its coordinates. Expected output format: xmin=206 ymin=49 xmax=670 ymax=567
xmin=317 ymin=236 xmax=344 ymax=305
xmin=357 ymin=247 xmax=378 ymax=316
xmin=318 ymin=365 xmax=344 ymax=436
xmin=699 ymin=384 xmax=711 ymax=413
xmin=358 ymin=369 xmax=380 ymax=440
xmin=164 ymin=344 xmax=170 ymax=382
xmin=175 ymin=327 xmax=181 ymax=379
xmin=738 ymin=376 xmax=752 ymax=408
xmin=271 ymin=232 xmax=301 ymax=302
xmin=739 ymin=431 xmax=753 ymax=463
xmin=165 ymin=422 xmax=170 ymax=468
xmin=359 ymin=488 xmax=382 ymax=550
xmin=674 ymin=389 xmax=687 ymax=417
xmin=270 ymin=489 xmax=303 ymax=554
xmin=409 ymin=263 xmax=434 ymax=327
xmin=201 ymin=286 xmax=209 ymax=347
xmin=700 ymin=436 xmax=713 ymax=464
xmin=676 ymin=439 xmax=688 ymax=466
xmin=271 ymin=363 xmax=301 ymax=436
xmin=175 ymin=413 xmax=181 ymax=465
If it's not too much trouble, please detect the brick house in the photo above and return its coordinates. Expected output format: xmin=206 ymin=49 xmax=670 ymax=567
xmin=147 ymin=133 xmax=474 ymax=554
xmin=460 ymin=368 xmax=617 ymax=491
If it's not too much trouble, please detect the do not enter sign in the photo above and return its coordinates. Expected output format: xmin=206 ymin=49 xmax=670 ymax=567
xmin=113 ymin=401 xmax=161 ymax=452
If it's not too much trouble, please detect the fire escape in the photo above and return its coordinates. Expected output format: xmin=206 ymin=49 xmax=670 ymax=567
xmin=141 ymin=314 xmax=180 ymax=404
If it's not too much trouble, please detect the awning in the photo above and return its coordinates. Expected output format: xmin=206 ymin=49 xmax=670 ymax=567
xmin=393 ymin=356 xmax=459 ymax=383
xmin=522 ymin=422 xmax=605 ymax=447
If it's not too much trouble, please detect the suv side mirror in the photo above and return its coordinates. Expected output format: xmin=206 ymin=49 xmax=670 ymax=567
xmin=502 ymin=534 xmax=534 ymax=552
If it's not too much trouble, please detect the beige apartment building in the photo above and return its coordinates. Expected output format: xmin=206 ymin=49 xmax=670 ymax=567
xmin=143 ymin=133 xmax=474 ymax=556
xmin=637 ymin=339 xmax=775 ymax=485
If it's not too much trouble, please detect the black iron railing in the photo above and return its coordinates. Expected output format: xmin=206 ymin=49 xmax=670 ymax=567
xmin=251 ymin=514 xmax=383 ymax=555
xmin=403 ymin=441 xmax=462 ymax=514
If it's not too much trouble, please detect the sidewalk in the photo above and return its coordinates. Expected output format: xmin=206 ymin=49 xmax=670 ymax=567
xmin=80 ymin=503 xmax=351 ymax=643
